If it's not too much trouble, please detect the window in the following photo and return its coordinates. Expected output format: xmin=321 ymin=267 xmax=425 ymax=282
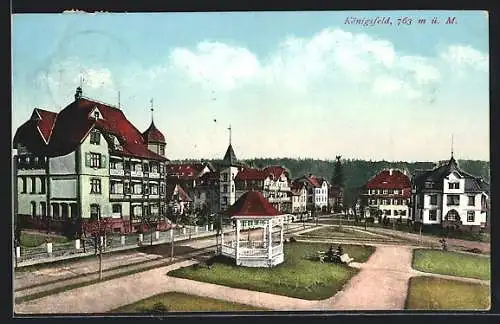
xmin=90 ymin=129 xmax=100 ymax=145
xmin=124 ymin=162 xmax=131 ymax=171
xmin=124 ymin=182 xmax=130 ymax=194
xmin=430 ymin=195 xmax=438 ymax=205
xmin=150 ymin=184 xmax=158 ymax=195
xmin=429 ymin=210 xmax=437 ymax=221
xmin=30 ymin=177 xmax=36 ymax=193
xmin=400 ymin=210 xmax=407 ymax=216
xmin=385 ymin=210 xmax=391 ymax=216
xmin=90 ymin=204 xmax=100 ymax=220
xmin=447 ymin=195 xmax=460 ymax=206
xmin=160 ymin=183 xmax=165 ymax=194
xmin=143 ymin=183 xmax=149 ymax=195
xmin=143 ymin=163 xmax=149 ymax=172
xmin=394 ymin=189 xmax=399 ymax=194
xmin=112 ymin=204 xmax=122 ymax=214
xmin=232 ymin=185 xmax=235 ymax=193
xmin=160 ymin=146 xmax=165 ymax=156
xmin=467 ymin=211 xmax=475 ymax=222
xmin=383 ymin=189 xmax=388 ymax=194
xmin=90 ymin=179 xmax=102 ymax=194
xmin=222 ymin=173 xmax=228 ymax=181
xmin=448 ymin=182 xmax=459 ymax=189
xmin=89 ymin=153 xmax=102 ymax=168
xmin=40 ymin=178 xmax=46 ymax=194
xmin=394 ymin=210 xmax=399 ymax=216
xmin=93 ymin=111 xmax=100 ymax=119
xmin=133 ymin=183 xmax=142 ymax=194
xmin=223 ymin=196 xmax=228 ymax=205
xmin=40 ymin=202 xmax=46 ymax=217
xmin=223 ymin=184 xmax=228 ymax=193
xmin=468 ymin=196 xmax=475 ymax=206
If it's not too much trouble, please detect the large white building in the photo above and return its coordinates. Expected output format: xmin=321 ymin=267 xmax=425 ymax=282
xmin=13 ymin=87 xmax=169 ymax=234
xmin=293 ymin=174 xmax=329 ymax=212
xmin=411 ymin=155 xmax=489 ymax=229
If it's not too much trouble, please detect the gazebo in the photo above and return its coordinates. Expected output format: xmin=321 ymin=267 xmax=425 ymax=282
xmin=220 ymin=190 xmax=286 ymax=268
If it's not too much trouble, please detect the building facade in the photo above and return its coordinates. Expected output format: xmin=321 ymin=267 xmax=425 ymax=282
xmin=13 ymin=88 xmax=169 ymax=234
xmin=361 ymin=169 xmax=411 ymax=220
xmin=294 ymin=174 xmax=329 ymax=211
xmin=290 ymin=181 xmax=307 ymax=214
xmin=411 ymin=156 xmax=489 ymax=229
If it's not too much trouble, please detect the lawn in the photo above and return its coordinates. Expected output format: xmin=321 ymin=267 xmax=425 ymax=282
xmin=412 ymin=249 xmax=490 ymax=280
xmin=406 ymin=276 xmax=490 ymax=310
xmin=168 ymin=242 xmax=375 ymax=300
xmin=299 ymin=226 xmax=385 ymax=240
xmin=111 ymin=292 xmax=268 ymax=313
xmin=20 ymin=232 xmax=70 ymax=248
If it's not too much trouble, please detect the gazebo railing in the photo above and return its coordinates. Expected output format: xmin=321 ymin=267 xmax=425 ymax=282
xmin=272 ymin=244 xmax=283 ymax=257
xmin=221 ymin=245 xmax=235 ymax=256
xmin=239 ymin=248 xmax=269 ymax=257
xmin=237 ymin=240 xmax=268 ymax=249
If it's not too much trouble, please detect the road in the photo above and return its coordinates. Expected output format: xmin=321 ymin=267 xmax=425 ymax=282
xmin=14 ymin=224 xmax=314 ymax=301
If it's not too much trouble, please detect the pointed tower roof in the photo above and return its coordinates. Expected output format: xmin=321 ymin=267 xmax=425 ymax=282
xmin=225 ymin=191 xmax=283 ymax=218
xmin=142 ymin=121 xmax=166 ymax=144
xmin=222 ymin=144 xmax=238 ymax=166
xmin=142 ymin=98 xmax=165 ymax=144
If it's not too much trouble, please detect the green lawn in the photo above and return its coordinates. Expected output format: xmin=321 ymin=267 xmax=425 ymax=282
xmin=412 ymin=249 xmax=490 ymax=280
xmin=111 ymin=292 xmax=268 ymax=313
xmin=168 ymin=242 xmax=375 ymax=300
xmin=406 ymin=276 xmax=490 ymax=310
xmin=300 ymin=226 xmax=385 ymax=240
xmin=20 ymin=232 xmax=70 ymax=248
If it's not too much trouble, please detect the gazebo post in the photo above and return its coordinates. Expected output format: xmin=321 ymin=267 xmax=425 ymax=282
xmin=280 ymin=215 xmax=284 ymax=244
xmin=235 ymin=219 xmax=240 ymax=262
xmin=268 ymin=218 xmax=272 ymax=261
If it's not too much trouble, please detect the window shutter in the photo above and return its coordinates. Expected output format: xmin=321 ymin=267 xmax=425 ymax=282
xmin=101 ymin=155 xmax=107 ymax=168
xmin=85 ymin=153 xmax=91 ymax=167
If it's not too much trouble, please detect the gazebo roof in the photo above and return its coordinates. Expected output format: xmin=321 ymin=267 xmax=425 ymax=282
xmin=225 ymin=190 xmax=283 ymax=218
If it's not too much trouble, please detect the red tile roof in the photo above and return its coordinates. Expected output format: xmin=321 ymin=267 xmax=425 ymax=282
xmin=235 ymin=167 xmax=270 ymax=181
xmin=14 ymin=97 xmax=167 ymax=161
xmin=365 ymin=169 xmax=411 ymax=190
xmin=263 ymin=165 xmax=289 ymax=180
xmin=225 ymin=191 xmax=283 ymax=218
xmin=142 ymin=121 xmax=166 ymax=143
xmin=34 ymin=108 xmax=58 ymax=143
xmin=167 ymin=163 xmax=207 ymax=179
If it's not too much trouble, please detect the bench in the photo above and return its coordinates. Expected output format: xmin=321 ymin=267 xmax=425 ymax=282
xmin=340 ymin=253 xmax=354 ymax=264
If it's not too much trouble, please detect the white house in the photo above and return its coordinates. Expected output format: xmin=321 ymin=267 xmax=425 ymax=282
xmin=290 ymin=181 xmax=307 ymax=214
xmin=13 ymin=87 xmax=169 ymax=234
xmin=412 ymin=155 xmax=489 ymax=229
xmin=294 ymin=174 xmax=329 ymax=212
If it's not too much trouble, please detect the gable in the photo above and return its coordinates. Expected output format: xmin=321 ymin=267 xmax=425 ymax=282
xmin=89 ymin=106 xmax=104 ymax=120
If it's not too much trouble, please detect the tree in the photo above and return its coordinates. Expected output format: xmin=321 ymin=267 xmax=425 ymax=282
xmin=81 ymin=217 xmax=114 ymax=281
xmin=139 ymin=213 xmax=163 ymax=246
xmin=331 ymin=155 xmax=345 ymax=188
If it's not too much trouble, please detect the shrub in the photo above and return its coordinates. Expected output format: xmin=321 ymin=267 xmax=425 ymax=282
xmin=150 ymin=302 xmax=168 ymax=313
xmin=289 ymin=237 xmax=297 ymax=243
xmin=464 ymin=248 xmax=482 ymax=254
xmin=366 ymin=217 xmax=375 ymax=224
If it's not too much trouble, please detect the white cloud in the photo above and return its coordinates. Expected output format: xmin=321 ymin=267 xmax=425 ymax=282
xmin=170 ymin=41 xmax=261 ymax=91
xmin=440 ymin=45 xmax=489 ymax=71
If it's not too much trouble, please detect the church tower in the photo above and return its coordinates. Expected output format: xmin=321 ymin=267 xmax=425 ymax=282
xmin=142 ymin=99 xmax=166 ymax=156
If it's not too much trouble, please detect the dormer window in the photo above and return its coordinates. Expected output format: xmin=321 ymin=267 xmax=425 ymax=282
xmin=448 ymin=182 xmax=460 ymax=189
xmin=90 ymin=129 xmax=100 ymax=145
xmin=94 ymin=111 xmax=99 ymax=119
xmin=425 ymin=182 xmax=434 ymax=189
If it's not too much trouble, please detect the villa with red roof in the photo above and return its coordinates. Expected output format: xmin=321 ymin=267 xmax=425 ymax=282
xmin=13 ymin=87 xmax=169 ymax=235
xmin=234 ymin=165 xmax=292 ymax=213
xmin=293 ymin=174 xmax=330 ymax=212
xmin=361 ymin=169 xmax=412 ymax=220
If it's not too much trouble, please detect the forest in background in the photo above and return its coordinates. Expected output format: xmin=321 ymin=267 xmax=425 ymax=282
xmin=172 ymin=158 xmax=490 ymax=207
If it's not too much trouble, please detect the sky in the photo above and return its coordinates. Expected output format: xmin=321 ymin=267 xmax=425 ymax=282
xmin=12 ymin=11 xmax=489 ymax=162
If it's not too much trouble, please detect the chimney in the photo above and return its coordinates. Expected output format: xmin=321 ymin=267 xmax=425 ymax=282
xmin=74 ymin=86 xmax=82 ymax=101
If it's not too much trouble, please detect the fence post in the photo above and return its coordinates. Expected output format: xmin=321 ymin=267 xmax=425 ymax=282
xmin=75 ymin=239 xmax=81 ymax=250
xmin=155 ymin=231 xmax=160 ymax=240
xmin=46 ymin=242 xmax=53 ymax=255
xmin=139 ymin=233 xmax=143 ymax=242
xmin=121 ymin=235 xmax=126 ymax=246
xmin=210 ymin=224 xmax=214 ymax=231
xmin=205 ymin=225 xmax=209 ymax=232
xmin=195 ymin=226 xmax=198 ymax=234
xmin=170 ymin=228 xmax=174 ymax=240
xmin=16 ymin=246 xmax=21 ymax=259
xmin=100 ymin=236 xmax=104 ymax=248
xmin=182 ymin=227 xmax=186 ymax=235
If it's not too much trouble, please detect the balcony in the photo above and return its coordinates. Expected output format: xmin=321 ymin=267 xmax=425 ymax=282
xmin=268 ymin=196 xmax=291 ymax=203
xmin=149 ymin=172 xmax=160 ymax=179
xmin=131 ymin=170 xmax=143 ymax=178
xmin=110 ymin=193 xmax=124 ymax=199
xmin=110 ymin=169 xmax=125 ymax=176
